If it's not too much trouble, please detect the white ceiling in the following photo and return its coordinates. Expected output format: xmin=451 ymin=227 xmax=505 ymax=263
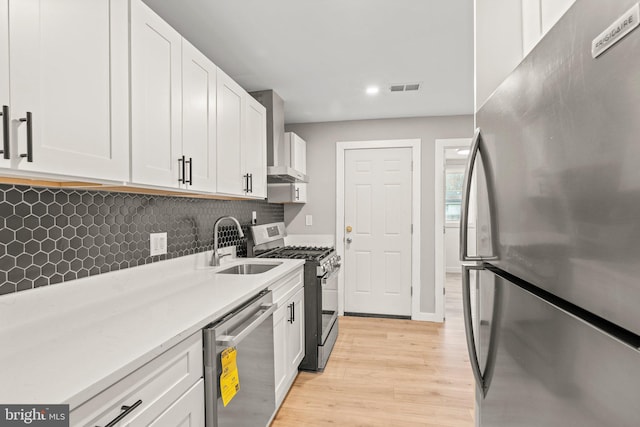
xmin=142 ymin=0 xmax=474 ymax=124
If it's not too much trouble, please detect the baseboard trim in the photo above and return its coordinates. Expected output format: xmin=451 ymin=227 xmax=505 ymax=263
xmin=344 ymin=312 xmax=411 ymax=320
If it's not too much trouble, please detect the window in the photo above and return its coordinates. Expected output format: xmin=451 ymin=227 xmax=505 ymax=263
xmin=445 ymin=170 xmax=465 ymax=222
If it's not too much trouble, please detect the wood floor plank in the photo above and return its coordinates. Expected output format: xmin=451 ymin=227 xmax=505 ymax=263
xmin=272 ymin=273 xmax=474 ymax=426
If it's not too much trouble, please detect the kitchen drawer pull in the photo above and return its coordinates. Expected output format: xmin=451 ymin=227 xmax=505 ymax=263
xmin=243 ymin=173 xmax=249 ymax=192
xmin=97 ymin=399 xmax=142 ymax=427
xmin=292 ymin=301 xmax=295 ymax=322
xmin=19 ymin=112 xmax=33 ymax=162
xmin=0 ymin=105 xmax=9 ymax=159
xmin=249 ymin=173 xmax=253 ymax=193
xmin=186 ymin=157 xmax=193 ymax=185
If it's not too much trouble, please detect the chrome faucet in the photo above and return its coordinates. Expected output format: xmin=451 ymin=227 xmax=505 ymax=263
xmin=211 ymin=216 xmax=245 ymax=266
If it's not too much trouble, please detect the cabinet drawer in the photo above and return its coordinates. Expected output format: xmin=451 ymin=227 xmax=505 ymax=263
xmin=269 ymin=268 xmax=304 ymax=306
xmin=148 ymin=379 xmax=204 ymax=427
xmin=71 ymin=332 xmax=203 ymax=426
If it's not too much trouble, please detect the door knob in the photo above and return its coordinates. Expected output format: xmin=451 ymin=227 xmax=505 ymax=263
xmin=346 ymin=237 xmax=352 ymax=244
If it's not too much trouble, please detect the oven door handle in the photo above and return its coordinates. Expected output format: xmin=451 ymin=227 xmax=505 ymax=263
xmin=215 ymin=303 xmax=276 ymax=347
xmin=322 ymin=266 xmax=341 ymax=284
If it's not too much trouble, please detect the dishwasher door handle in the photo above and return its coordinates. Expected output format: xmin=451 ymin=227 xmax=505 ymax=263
xmin=216 ymin=303 xmax=276 ymax=347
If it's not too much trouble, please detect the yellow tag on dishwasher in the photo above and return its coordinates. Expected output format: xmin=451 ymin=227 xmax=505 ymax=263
xmin=220 ymin=347 xmax=240 ymax=407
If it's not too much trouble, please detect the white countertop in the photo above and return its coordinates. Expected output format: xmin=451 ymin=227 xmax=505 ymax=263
xmin=0 ymin=252 xmax=304 ymax=408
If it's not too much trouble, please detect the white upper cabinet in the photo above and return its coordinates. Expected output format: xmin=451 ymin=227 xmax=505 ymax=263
xmin=130 ymin=0 xmax=182 ymax=188
xmin=540 ymin=0 xmax=575 ymax=35
xmin=475 ymin=0 xmax=525 ymax=111
xmin=267 ymin=132 xmax=307 ymax=203
xmin=522 ymin=0 xmax=576 ymax=56
xmin=0 ymin=0 xmax=265 ymax=196
xmin=475 ymin=0 xmax=576 ymax=111
xmin=285 ymin=132 xmax=307 ymax=175
xmin=243 ymin=96 xmax=267 ymax=198
xmin=216 ymin=68 xmax=244 ymax=196
xmin=0 ymin=0 xmax=9 ymax=167
xmin=268 ymin=182 xmax=307 ymax=204
xmin=131 ymin=2 xmax=218 ymax=193
xmin=2 ymin=0 xmax=129 ymax=180
xmin=181 ymin=39 xmax=217 ymax=193
xmin=217 ymin=68 xmax=267 ymax=198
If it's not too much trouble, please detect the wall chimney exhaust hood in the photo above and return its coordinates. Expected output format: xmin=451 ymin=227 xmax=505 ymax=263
xmin=250 ymin=90 xmax=308 ymax=183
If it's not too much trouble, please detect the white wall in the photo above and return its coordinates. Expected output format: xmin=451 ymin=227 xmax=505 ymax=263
xmin=445 ymin=225 xmax=461 ymax=273
xmin=285 ymin=115 xmax=474 ymax=315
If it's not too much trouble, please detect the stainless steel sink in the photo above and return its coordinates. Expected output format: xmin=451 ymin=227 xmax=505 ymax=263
xmin=217 ymin=263 xmax=281 ymax=275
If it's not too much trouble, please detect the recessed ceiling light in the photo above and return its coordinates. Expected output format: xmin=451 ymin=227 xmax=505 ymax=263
xmin=457 ymin=148 xmax=470 ymax=155
xmin=366 ymin=86 xmax=379 ymax=95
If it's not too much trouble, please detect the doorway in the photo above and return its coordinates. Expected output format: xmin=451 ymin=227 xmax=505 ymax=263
xmin=434 ymin=138 xmax=473 ymax=322
xmin=336 ymin=139 xmax=421 ymax=319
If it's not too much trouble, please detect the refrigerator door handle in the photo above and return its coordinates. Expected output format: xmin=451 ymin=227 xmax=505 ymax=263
xmin=462 ymin=263 xmax=489 ymax=397
xmin=460 ymin=128 xmax=484 ymax=262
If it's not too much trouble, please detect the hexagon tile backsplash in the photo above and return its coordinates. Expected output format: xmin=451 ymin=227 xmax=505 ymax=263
xmin=0 ymin=184 xmax=284 ymax=296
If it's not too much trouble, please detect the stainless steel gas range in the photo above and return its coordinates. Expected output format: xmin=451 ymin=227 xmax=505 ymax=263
xmin=251 ymin=222 xmax=340 ymax=371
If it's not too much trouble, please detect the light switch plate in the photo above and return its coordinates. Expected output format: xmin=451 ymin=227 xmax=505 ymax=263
xmin=150 ymin=232 xmax=167 ymax=256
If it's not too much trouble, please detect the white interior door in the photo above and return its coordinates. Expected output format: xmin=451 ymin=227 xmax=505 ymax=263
xmin=344 ymin=147 xmax=412 ymax=316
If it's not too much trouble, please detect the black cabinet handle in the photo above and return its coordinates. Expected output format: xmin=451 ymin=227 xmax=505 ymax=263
xmin=97 ymin=399 xmax=142 ymax=427
xmin=243 ymin=173 xmax=249 ymax=193
xmin=178 ymin=156 xmax=185 ymax=184
xmin=186 ymin=157 xmax=193 ymax=185
xmin=0 ymin=105 xmax=9 ymax=159
xmin=295 ymin=187 xmax=300 ymax=201
xmin=288 ymin=303 xmax=293 ymax=324
xmin=249 ymin=173 xmax=253 ymax=193
xmin=292 ymin=301 xmax=295 ymax=323
xmin=19 ymin=112 xmax=33 ymax=162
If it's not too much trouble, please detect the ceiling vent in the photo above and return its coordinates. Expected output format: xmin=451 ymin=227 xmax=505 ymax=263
xmin=389 ymin=82 xmax=421 ymax=92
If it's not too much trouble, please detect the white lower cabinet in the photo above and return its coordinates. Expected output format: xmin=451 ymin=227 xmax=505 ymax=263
xmin=216 ymin=68 xmax=267 ymax=198
xmin=270 ymin=268 xmax=305 ymax=408
xmin=148 ymin=379 xmax=205 ymax=427
xmin=70 ymin=332 xmax=204 ymax=426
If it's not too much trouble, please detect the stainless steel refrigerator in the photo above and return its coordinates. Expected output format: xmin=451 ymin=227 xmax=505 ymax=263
xmin=461 ymin=0 xmax=640 ymax=425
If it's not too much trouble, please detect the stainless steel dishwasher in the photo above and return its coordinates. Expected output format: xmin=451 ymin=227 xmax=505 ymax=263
xmin=203 ymin=290 xmax=276 ymax=427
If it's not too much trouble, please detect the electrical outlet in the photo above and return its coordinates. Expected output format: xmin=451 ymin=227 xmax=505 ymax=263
xmin=252 ymin=211 xmax=257 ymax=225
xmin=150 ymin=232 xmax=167 ymax=256
xmin=306 ymin=215 xmax=313 ymax=226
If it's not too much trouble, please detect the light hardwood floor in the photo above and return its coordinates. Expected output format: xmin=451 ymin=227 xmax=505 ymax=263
xmin=272 ymin=273 xmax=475 ymax=426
